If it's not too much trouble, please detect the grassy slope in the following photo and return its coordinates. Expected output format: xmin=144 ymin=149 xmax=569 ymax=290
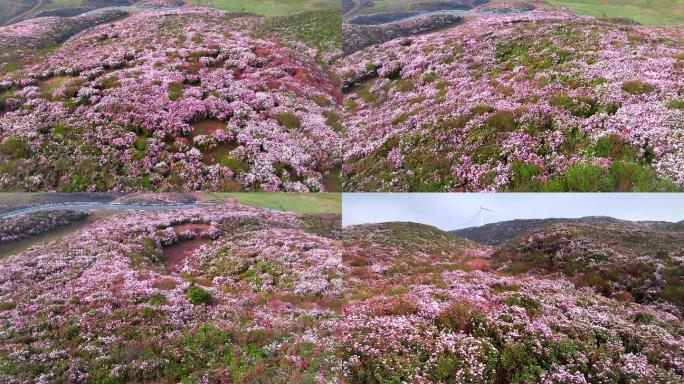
xmin=344 ymin=222 xmax=472 ymax=252
xmin=493 ymin=221 xmax=684 ymax=308
xmin=194 ymin=0 xmax=339 ymax=16
xmin=0 ymin=0 xmax=83 ymax=24
xmin=546 ymin=0 xmax=684 ymax=25
xmin=350 ymin=0 xmax=684 ymax=25
xmin=0 ymin=0 xmax=34 ymax=25
xmin=0 ymin=193 xmax=40 ymax=206
xmin=1 ymin=0 xmax=340 ymax=23
xmin=260 ymin=9 xmax=342 ymax=52
xmin=208 ymin=193 xmax=342 ymax=213
xmin=29 ymin=0 xmax=82 ymax=11
xmin=348 ymin=0 xmax=425 ymax=16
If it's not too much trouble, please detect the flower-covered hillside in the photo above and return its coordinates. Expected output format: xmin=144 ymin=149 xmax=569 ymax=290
xmin=0 ymin=7 xmax=342 ymax=192
xmin=0 ymin=10 xmax=127 ymax=69
xmin=340 ymin=10 xmax=684 ymax=191
xmin=0 ymin=200 xmax=344 ymax=383
xmin=1 ymin=210 xmax=683 ymax=383
xmin=493 ymin=219 xmax=684 ymax=312
xmin=337 ymin=222 xmax=683 ymax=383
xmin=343 ymin=222 xmax=493 ymax=280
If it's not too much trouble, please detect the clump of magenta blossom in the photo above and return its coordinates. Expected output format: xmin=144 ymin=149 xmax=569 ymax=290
xmin=0 ymin=7 xmax=341 ymax=192
xmin=340 ymin=10 xmax=684 ymax=192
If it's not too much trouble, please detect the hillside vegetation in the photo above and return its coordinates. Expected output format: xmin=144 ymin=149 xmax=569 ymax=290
xmin=493 ymin=219 xmax=684 ymax=311
xmin=340 ymin=10 xmax=684 ymax=192
xmin=0 ymin=210 xmax=682 ymax=382
xmin=194 ymin=0 xmax=340 ymax=16
xmin=0 ymin=7 xmax=342 ymax=192
xmin=452 ymin=216 xmax=663 ymax=245
xmin=338 ymin=220 xmax=683 ymax=383
xmin=546 ymin=0 xmax=684 ymax=25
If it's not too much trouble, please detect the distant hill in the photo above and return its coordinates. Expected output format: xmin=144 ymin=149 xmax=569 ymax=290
xmin=453 ymin=217 xmax=684 ymax=246
xmin=491 ymin=218 xmax=684 ymax=310
xmin=455 ymin=217 xmax=631 ymax=245
xmin=343 ymin=221 xmax=492 ymax=280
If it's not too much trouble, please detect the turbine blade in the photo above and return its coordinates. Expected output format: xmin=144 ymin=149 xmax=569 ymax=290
xmin=467 ymin=211 xmax=480 ymax=224
xmin=481 ymin=207 xmax=495 ymax=213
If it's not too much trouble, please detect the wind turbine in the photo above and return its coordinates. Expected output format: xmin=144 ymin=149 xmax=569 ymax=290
xmin=468 ymin=201 xmax=495 ymax=227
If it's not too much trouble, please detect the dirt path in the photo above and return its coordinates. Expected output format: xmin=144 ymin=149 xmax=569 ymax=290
xmin=2 ymin=0 xmax=44 ymax=27
xmin=344 ymin=0 xmax=362 ymax=18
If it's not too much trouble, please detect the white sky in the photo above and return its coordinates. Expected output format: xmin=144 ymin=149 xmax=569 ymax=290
xmin=342 ymin=193 xmax=684 ymax=230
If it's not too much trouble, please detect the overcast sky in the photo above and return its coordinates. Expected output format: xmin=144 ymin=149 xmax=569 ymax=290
xmin=342 ymin=193 xmax=684 ymax=230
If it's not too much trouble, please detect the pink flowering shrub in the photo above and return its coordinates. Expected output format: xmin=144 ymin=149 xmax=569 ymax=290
xmin=340 ymin=10 xmax=684 ymax=191
xmin=337 ymin=222 xmax=683 ymax=383
xmin=0 ymin=212 xmax=682 ymax=382
xmin=0 ymin=8 xmax=341 ymax=192
xmin=494 ymin=220 xmax=684 ymax=310
xmin=0 ymin=200 xmax=343 ymax=382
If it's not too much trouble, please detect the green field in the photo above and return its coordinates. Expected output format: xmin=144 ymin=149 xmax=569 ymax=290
xmin=347 ymin=0 xmax=684 ymax=25
xmin=0 ymin=0 xmax=340 ymax=25
xmin=546 ymin=0 xmax=684 ymax=25
xmin=207 ymin=193 xmax=342 ymax=213
xmin=0 ymin=0 xmax=34 ymax=25
xmin=194 ymin=0 xmax=339 ymax=16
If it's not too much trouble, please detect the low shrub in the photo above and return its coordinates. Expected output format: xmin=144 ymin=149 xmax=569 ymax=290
xmin=187 ymin=285 xmax=212 ymax=305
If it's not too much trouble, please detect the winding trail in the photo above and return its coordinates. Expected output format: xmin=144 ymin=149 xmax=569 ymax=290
xmin=0 ymin=201 xmax=214 ymax=219
xmin=2 ymin=0 xmax=44 ymax=27
xmin=344 ymin=0 xmax=362 ymax=18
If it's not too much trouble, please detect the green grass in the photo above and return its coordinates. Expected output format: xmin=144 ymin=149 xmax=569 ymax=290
xmin=357 ymin=0 xmax=422 ymax=14
xmin=193 ymin=0 xmax=339 ymax=17
xmin=0 ymin=0 xmax=84 ymax=24
xmin=545 ymin=0 xmax=684 ymax=25
xmin=275 ymin=112 xmax=301 ymax=129
xmin=260 ymin=9 xmax=342 ymax=52
xmin=168 ymin=83 xmax=183 ymax=101
xmin=187 ymin=285 xmax=212 ymax=305
xmin=0 ymin=0 xmax=34 ymax=25
xmin=350 ymin=0 xmax=684 ymax=25
xmin=39 ymin=76 xmax=70 ymax=99
xmin=207 ymin=193 xmax=341 ymax=213
xmin=508 ymin=161 xmax=679 ymax=192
